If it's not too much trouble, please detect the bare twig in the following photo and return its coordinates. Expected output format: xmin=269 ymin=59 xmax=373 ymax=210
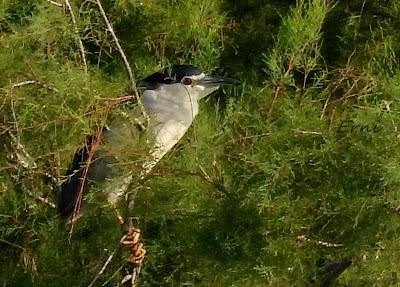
xmin=298 ymin=72 xmax=308 ymax=107
xmin=329 ymin=79 xmax=360 ymax=104
xmin=7 ymin=121 xmax=56 ymax=209
xmin=69 ymin=131 xmax=103 ymax=237
xmin=87 ymin=234 xmax=128 ymax=287
xmin=0 ymin=239 xmax=25 ymax=250
xmin=268 ymin=60 xmax=294 ymax=116
xmin=47 ymin=0 xmax=63 ymax=8
xmin=268 ymin=85 xmax=282 ymax=116
xmin=9 ymin=132 xmax=37 ymax=170
xmin=316 ymin=240 xmax=343 ymax=248
xmin=108 ymin=95 xmax=136 ymax=106
xmin=101 ymin=265 xmax=124 ymax=286
xmin=198 ymin=164 xmax=213 ymax=184
xmin=293 ymin=130 xmax=322 ymax=136
xmin=296 ymin=235 xmax=344 ymax=248
xmin=10 ymin=99 xmax=20 ymax=139
xmin=320 ymin=93 xmax=331 ymax=119
xmin=0 ymin=163 xmax=18 ymax=173
xmin=25 ymin=190 xmax=56 ymax=209
xmin=1 ymin=95 xmax=137 ymax=136
xmin=12 ymin=80 xmax=58 ymax=92
xmin=130 ymin=266 xmax=141 ymax=287
xmin=64 ymin=0 xmax=88 ymax=74
xmin=95 ymin=0 xmax=149 ymax=123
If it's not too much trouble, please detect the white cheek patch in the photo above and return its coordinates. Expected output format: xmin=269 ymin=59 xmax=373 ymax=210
xmin=189 ymin=73 xmax=206 ymax=81
xmin=183 ymin=83 xmax=205 ymax=99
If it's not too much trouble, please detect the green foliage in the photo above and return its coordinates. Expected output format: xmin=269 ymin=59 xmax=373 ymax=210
xmin=2 ymin=0 xmax=400 ymax=286
xmin=266 ymin=0 xmax=329 ymax=81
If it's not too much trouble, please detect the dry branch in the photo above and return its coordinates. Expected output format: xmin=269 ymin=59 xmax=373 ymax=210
xmin=296 ymin=235 xmax=344 ymax=248
xmin=121 ymin=227 xmax=145 ymax=287
xmin=25 ymin=190 xmax=56 ymax=209
xmin=268 ymin=60 xmax=294 ymax=116
xmin=8 ymin=132 xmax=37 ymax=170
xmin=293 ymin=129 xmax=322 ymax=136
xmin=12 ymin=80 xmax=58 ymax=92
xmin=87 ymin=234 xmax=128 ymax=287
xmin=47 ymin=0 xmax=63 ymax=8
xmin=69 ymin=131 xmax=103 ymax=236
xmin=320 ymin=93 xmax=331 ymax=119
xmin=95 ymin=0 xmax=149 ymax=123
xmin=1 ymin=96 xmax=136 ymax=136
xmin=87 ymin=228 xmax=145 ymax=287
xmin=130 ymin=266 xmax=141 ymax=287
xmin=64 ymin=0 xmax=88 ymax=74
xmin=7 ymin=129 xmax=56 ymax=209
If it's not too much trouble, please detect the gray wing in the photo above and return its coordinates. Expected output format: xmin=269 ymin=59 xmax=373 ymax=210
xmin=141 ymin=84 xmax=199 ymax=172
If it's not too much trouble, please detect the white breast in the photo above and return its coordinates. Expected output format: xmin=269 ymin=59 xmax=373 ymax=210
xmin=141 ymin=83 xmax=199 ymax=128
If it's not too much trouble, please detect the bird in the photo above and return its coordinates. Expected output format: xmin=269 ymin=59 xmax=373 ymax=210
xmin=57 ymin=64 xmax=238 ymax=220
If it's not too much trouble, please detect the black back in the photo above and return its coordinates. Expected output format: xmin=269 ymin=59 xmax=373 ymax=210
xmin=141 ymin=65 xmax=203 ymax=89
xmin=171 ymin=65 xmax=203 ymax=81
xmin=141 ymin=72 xmax=173 ymax=90
xmin=142 ymin=72 xmax=173 ymax=84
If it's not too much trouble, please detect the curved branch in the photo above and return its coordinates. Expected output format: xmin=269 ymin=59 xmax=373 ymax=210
xmin=95 ymin=0 xmax=149 ymax=123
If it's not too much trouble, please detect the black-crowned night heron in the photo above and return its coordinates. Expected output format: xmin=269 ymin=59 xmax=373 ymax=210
xmin=57 ymin=65 xmax=237 ymax=219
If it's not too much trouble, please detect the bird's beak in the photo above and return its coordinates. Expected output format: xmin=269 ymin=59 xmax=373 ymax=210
xmin=198 ymin=75 xmax=239 ymax=86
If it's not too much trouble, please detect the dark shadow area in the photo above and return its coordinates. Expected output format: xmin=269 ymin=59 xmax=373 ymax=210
xmin=220 ymin=1 xmax=296 ymax=83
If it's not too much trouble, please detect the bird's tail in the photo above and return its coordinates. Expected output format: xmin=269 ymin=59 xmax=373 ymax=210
xmin=316 ymin=258 xmax=352 ymax=286
xmin=57 ymin=137 xmax=93 ymax=218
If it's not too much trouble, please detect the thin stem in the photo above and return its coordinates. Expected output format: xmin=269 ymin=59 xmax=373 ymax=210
xmin=268 ymin=60 xmax=294 ymax=116
xmin=87 ymin=234 xmax=128 ymax=287
xmin=47 ymin=0 xmax=63 ymax=8
xmin=95 ymin=0 xmax=149 ymax=123
xmin=12 ymin=80 xmax=58 ymax=92
xmin=64 ymin=0 xmax=88 ymax=74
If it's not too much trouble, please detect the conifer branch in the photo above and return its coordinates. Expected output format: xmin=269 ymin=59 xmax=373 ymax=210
xmin=1 ymin=96 xmax=136 ymax=135
xmin=268 ymin=60 xmax=294 ymax=116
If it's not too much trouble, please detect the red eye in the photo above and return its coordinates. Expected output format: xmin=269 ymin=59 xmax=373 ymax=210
xmin=182 ymin=77 xmax=192 ymax=85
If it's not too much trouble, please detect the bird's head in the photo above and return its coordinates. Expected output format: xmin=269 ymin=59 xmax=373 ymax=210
xmin=141 ymin=65 xmax=238 ymax=100
xmin=171 ymin=64 xmax=238 ymax=100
